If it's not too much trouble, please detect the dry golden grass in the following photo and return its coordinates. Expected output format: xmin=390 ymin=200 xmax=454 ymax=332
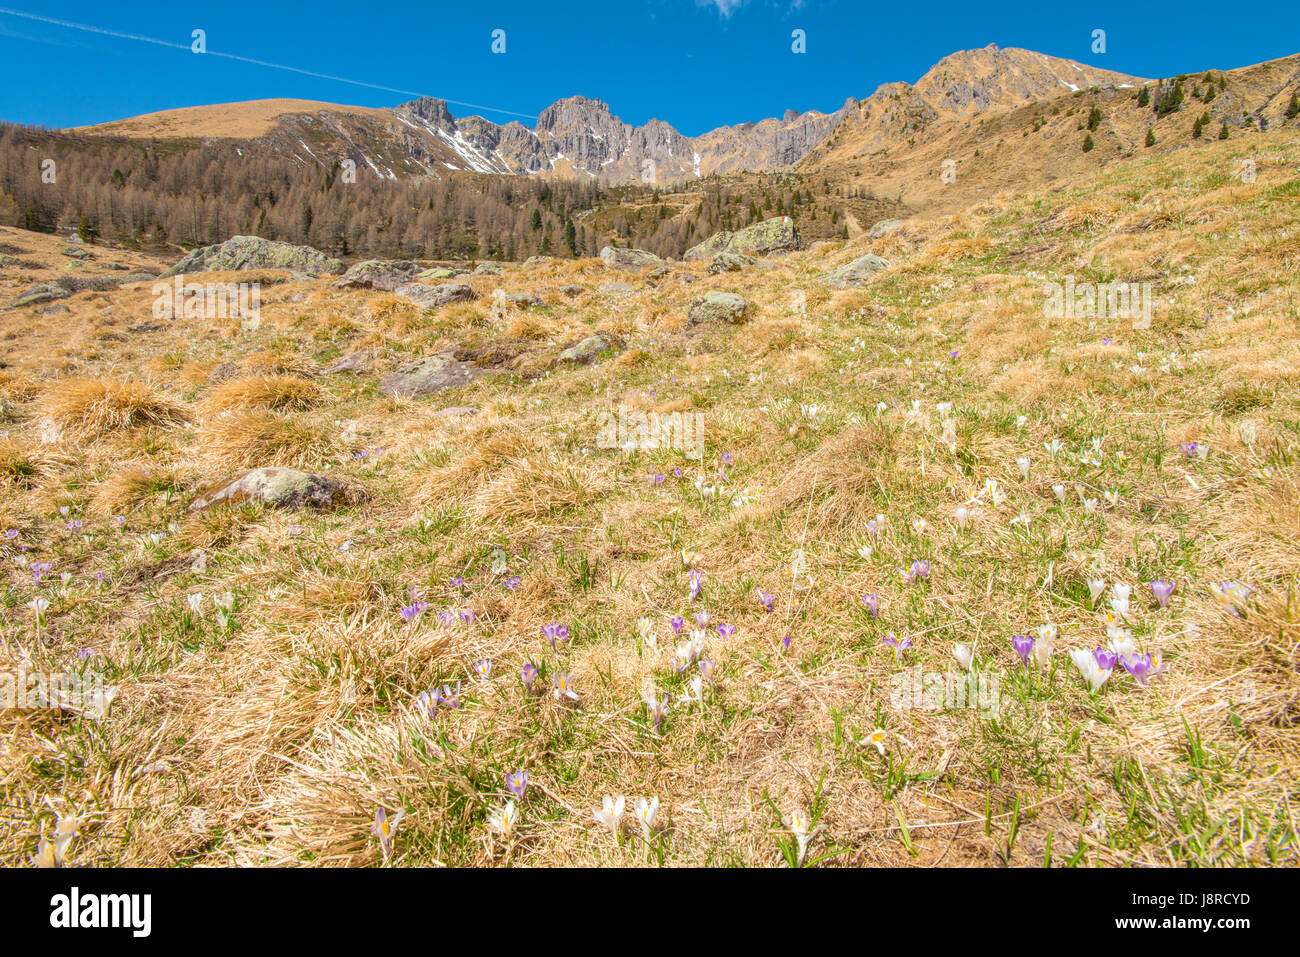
xmin=202 ymin=375 xmax=325 ymax=414
xmin=41 ymin=376 xmax=189 ymax=439
xmin=198 ymin=410 xmax=334 ymax=470
xmin=3 ymin=131 xmax=1300 ymax=871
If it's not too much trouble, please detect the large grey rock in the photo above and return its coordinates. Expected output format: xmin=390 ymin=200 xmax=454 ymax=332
xmin=687 ymin=291 xmax=751 ymax=326
xmin=684 ymin=217 xmax=805 ymax=261
xmin=380 ymin=352 xmax=485 ymax=397
xmin=820 ymin=254 xmax=891 ymax=288
xmin=331 ymin=260 xmax=420 ymax=291
xmin=163 ymin=236 xmax=342 ymax=278
xmin=190 ymin=467 xmax=359 ymax=511
xmin=398 ymin=282 xmax=476 ymax=309
xmin=600 ymin=246 xmax=668 ymax=270
xmin=597 ymin=282 xmax=635 ymax=295
xmin=557 ymin=335 xmax=618 ymax=364
xmin=474 ymin=262 xmax=504 ymax=276
xmin=61 ymin=244 xmax=92 ymax=260
xmin=707 ymin=251 xmax=757 ymax=275
xmin=869 ymin=219 xmax=903 ymax=240
xmin=10 ymin=283 xmax=70 ymax=308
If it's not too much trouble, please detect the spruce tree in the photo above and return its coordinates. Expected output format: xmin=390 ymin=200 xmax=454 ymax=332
xmin=1082 ymin=134 xmax=1095 ymax=152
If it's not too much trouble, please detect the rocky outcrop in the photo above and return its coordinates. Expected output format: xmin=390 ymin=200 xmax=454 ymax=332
xmin=163 ymin=236 xmax=342 ymax=277
xmin=9 ymin=283 xmax=71 ymax=308
xmin=820 ymin=253 xmax=891 ymax=288
xmin=399 ymin=282 xmax=475 ymax=309
xmin=687 ymin=292 xmax=751 ymax=325
xmin=331 ymin=260 xmax=421 ymax=291
xmin=558 ymin=334 xmax=619 ymax=364
xmin=600 ymin=246 xmax=668 ymax=270
xmin=684 ymin=218 xmax=805 ymax=261
xmin=379 ymin=352 xmax=485 ymax=397
xmin=707 ymin=251 xmax=757 ymax=274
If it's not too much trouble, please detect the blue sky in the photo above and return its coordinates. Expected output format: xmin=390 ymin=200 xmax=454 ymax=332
xmin=1 ymin=1 xmax=1296 ymax=135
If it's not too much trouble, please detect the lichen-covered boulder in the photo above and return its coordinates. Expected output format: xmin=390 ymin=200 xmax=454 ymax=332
xmin=557 ymin=334 xmax=619 ymax=364
xmin=707 ymin=251 xmax=757 ymax=275
xmin=10 ymin=283 xmax=70 ymax=308
xmin=684 ymin=217 xmax=804 ymax=261
xmin=190 ymin=467 xmax=360 ymax=511
xmin=599 ymin=246 xmax=668 ymax=270
xmin=398 ymin=282 xmax=475 ymax=309
xmin=687 ymin=291 xmax=751 ymax=326
xmin=820 ymin=254 xmax=892 ymax=288
xmin=331 ymin=260 xmax=420 ymax=291
xmin=163 ymin=236 xmax=342 ymax=277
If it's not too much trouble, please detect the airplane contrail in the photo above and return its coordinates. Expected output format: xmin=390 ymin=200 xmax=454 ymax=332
xmin=0 ymin=7 xmax=538 ymax=120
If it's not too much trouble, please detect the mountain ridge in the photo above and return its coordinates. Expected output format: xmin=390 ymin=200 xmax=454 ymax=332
xmin=66 ymin=43 xmax=1150 ymax=185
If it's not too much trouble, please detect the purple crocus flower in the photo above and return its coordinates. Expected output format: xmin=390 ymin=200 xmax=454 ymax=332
xmin=907 ymin=559 xmax=931 ymax=582
xmin=1120 ymin=653 xmax=1154 ymax=686
xmin=673 ymin=467 xmax=683 ymax=479
xmin=29 ymin=561 xmax=52 ymax=585
xmin=459 ymin=608 xmax=477 ymax=624
xmin=647 ymin=692 xmax=669 ymax=732
xmin=1012 ymin=634 xmax=1035 ymax=667
xmin=449 ymin=575 xmax=465 ymax=589
xmin=1150 ymin=579 xmax=1175 ymax=609
xmin=861 ymin=593 xmax=880 ymax=617
xmin=688 ymin=569 xmax=704 ymax=600
xmin=1180 ymin=442 xmax=1198 ymax=458
xmin=505 ymin=575 xmax=520 ymax=591
xmin=782 ymin=634 xmax=792 ymax=651
xmin=756 ymin=588 xmax=775 ymax=612
xmin=670 ymin=615 xmax=685 ymax=635
xmin=439 ymin=681 xmax=461 ymax=710
xmin=882 ymin=632 xmax=912 ymax=665
xmin=417 ymin=689 xmax=438 ymax=719
xmin=521 ymin=661 xmax=538 ymax=692
xmin=67 ymin=520 xmax=83 ymax=533
xmin=694 ymin=611 xmax=711 ymax=628
xmin=1101 ymin=336 xmax=1112 ymax=346
xmin=699 ymin=658 xmax=717 ymax=685
xmin=400 ymin=601 xmax=427 ymax=623
xmin=717 ymin=623 xmax=735 ymax=640
xmin=543 ymin=621 xmax=570 ymax=651
xmin=652 ymin=473 xmax=665 ymax=486
xmin=1094 ymin=647 xmax=1119 ymax=671
xmin=505 ymin=769 xmax=529 ymax=797
xmin=721 ymin=453 xmax=733 ymax=466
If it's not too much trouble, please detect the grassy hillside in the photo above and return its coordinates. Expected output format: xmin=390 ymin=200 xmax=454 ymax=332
xmin=1 ymin=128 xmax=1297 ymax=866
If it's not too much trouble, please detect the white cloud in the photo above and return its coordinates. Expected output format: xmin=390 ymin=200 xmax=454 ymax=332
xmin=698 ymin=0 xmax=750 ymax=16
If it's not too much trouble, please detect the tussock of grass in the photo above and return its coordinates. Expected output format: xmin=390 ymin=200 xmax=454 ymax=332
xmin=42 ymin=376 xmax=188 ymax=438
xmin=198 ymin=410 xmax=333 ymax=469
xmin=202 ymin=375 xmax=324 ymax=413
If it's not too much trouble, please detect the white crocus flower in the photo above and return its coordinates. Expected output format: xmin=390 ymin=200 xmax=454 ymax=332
xmin=1069 ymin=649 xmax=1113 ymax=692
xmin=594 ymin=794 xmax=625 ymax=836
xmin=1110 ymin=583 xmax=1131 ymax=620
xmin=487 ymin=800 xmax=518 ymax=839
xmin=952 ymin=643 xmax=974 ymax=671
xmin=635 ymin=796 xmax=660 ymax=838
